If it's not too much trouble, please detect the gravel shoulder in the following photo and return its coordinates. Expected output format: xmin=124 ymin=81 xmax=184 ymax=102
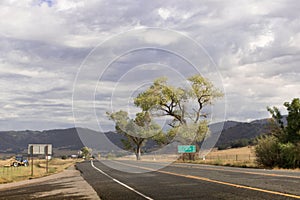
xmin=0 ymin=165 xmax=100 ymax=200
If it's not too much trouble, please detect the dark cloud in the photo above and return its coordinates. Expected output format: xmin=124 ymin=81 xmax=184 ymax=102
xmin=0 ymin=0 xmax=299 ymax=130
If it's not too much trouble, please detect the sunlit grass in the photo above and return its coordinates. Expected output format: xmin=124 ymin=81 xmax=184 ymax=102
xmin=0 ymin=158 xmax=82 ymax=184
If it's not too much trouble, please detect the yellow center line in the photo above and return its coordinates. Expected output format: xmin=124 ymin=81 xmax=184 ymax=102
xmin=111 ymin=160 xmax=300 ymax=199
xmin=173 ymin=163 xmax=300 ymax=179
xmin=130 ymin=160 xmax=300 ymax=179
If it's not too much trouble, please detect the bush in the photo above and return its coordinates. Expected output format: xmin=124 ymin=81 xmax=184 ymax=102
xmin=61 ymin=155 xmax=67 ymax=160
xmin=278 ymin=142 xmax=299 ymax=168
xmin=255 ymin=137 xmax=300 ymax=168
xmin=295 ymin=143 xmax=300 ymax=167
xmin=255 ymin=136 xmax=280 ymax=168
xmin=257 ymin=98 xmax=300 ymax=169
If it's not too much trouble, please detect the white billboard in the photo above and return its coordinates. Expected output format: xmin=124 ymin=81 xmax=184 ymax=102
xmin=28 ymin=144 xmax=52 ymax=155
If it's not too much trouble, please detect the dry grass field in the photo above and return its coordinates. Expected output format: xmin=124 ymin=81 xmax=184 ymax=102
xmin=115 ymin=146 xmax=257 ymax=168
xmin=177 ymin=146 xmax=258 ymax=168
xmin=0 ymin=158 xmax=82 ymax=184
xmin=208 ymin=146 xmax=255 ymax=156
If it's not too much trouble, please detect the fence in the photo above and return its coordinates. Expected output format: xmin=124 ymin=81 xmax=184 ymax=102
xmin=204 ymin=154 xmax=256 ymax=161
xmin=1 ymin=165 xmax=23 ymax=174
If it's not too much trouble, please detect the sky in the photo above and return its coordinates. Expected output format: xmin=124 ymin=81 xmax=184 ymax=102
xmin=0 ymin=0 xmax=299 ymax=131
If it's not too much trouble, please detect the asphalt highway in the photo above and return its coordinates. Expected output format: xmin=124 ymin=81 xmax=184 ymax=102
xmin=76 ymin=160 xmax=300 ymax=200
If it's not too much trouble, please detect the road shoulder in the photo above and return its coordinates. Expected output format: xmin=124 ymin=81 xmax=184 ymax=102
xmin=0 ymin=165 xmax=100 ymax=199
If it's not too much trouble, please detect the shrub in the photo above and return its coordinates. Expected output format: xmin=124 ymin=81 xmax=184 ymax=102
xmin=295 ymin=142 xmax=300 ymax=167
xmin=255 ymin=136 xmax=280 ymax=168
xmin=278 ymin=142 xmax=300 ymax=168
xmin=257 ymin=98 xmax=300 ymax=168
xmin=256 ymin=137 xmax=300 ymax=168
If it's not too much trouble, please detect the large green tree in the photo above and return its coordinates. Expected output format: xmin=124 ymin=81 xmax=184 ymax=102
xmin=256 ymin=98 xmax=300 ymax=168
xmin=134 ymin=75 xmax=223 ymax=152
xmin=108 ymin=75 xmax=223 ymax=160
xmin=267 ymin=98 xmax=300 ymax=144
xmin=107 ymin=110 xmax=162 ymax=160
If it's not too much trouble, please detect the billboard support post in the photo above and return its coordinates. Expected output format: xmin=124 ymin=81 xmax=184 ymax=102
xmin=30 ymin=146 xmax=33 ymax=176
xmin=45 ymin=146 xmax=49 ymax=173
xmin=28 ymin=144 xmax=52 ymax=175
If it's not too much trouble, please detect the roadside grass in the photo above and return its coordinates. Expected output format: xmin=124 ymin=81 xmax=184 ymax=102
xmin=0 ymin=158 xmax=82 ymax=184
xmin=207 ymin=146 xmax=255 ymax=156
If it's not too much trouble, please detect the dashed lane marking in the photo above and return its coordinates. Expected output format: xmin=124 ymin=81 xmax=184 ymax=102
xmin=91 ymin=160 xmax=154 ymax=200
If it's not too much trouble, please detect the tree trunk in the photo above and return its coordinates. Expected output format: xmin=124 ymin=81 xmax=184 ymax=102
xmin=136 ymin=145 xmax=141 ymax=160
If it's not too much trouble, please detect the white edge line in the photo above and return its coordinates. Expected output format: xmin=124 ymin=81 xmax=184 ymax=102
xmin=91 ymin=160 xmax=154 ymax=200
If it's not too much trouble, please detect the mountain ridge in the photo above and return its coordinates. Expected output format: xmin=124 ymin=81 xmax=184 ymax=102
xmin=0 ymin=117 xmax=275 ymax=156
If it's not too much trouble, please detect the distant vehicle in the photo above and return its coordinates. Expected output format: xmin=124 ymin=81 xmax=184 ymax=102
xmin=11 ymin=155 xmax=29 ymax=167
xmin=70 ymin=154 xmax=78 ymax=158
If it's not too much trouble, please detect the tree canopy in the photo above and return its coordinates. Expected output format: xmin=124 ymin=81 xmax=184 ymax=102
xmin=81 ymin=146 xmax=92 ymax=160
xmin=267 ymin=98 xmax=300 ymax=144
xmin=107 ymin=110 xmax=162 ymax=160
xmin=134 ymin=75 xmax=223 ymax=144
xmin=108 ymin=74 xmax=223 ymax=159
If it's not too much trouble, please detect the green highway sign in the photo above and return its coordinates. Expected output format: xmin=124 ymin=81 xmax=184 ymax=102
xmin=178 ymin=145 xmax=196 ymax=153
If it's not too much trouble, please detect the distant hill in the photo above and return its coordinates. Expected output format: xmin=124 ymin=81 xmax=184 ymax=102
xmin=0 ymin=128 xmax=83 ymax=155
xmin=0 ymin=117 xmax=276 ymax=156
xmin=212 ymin=116 xmax=287 ymax=149
xmin=212 ymin=120 xmax=270 ymax=149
